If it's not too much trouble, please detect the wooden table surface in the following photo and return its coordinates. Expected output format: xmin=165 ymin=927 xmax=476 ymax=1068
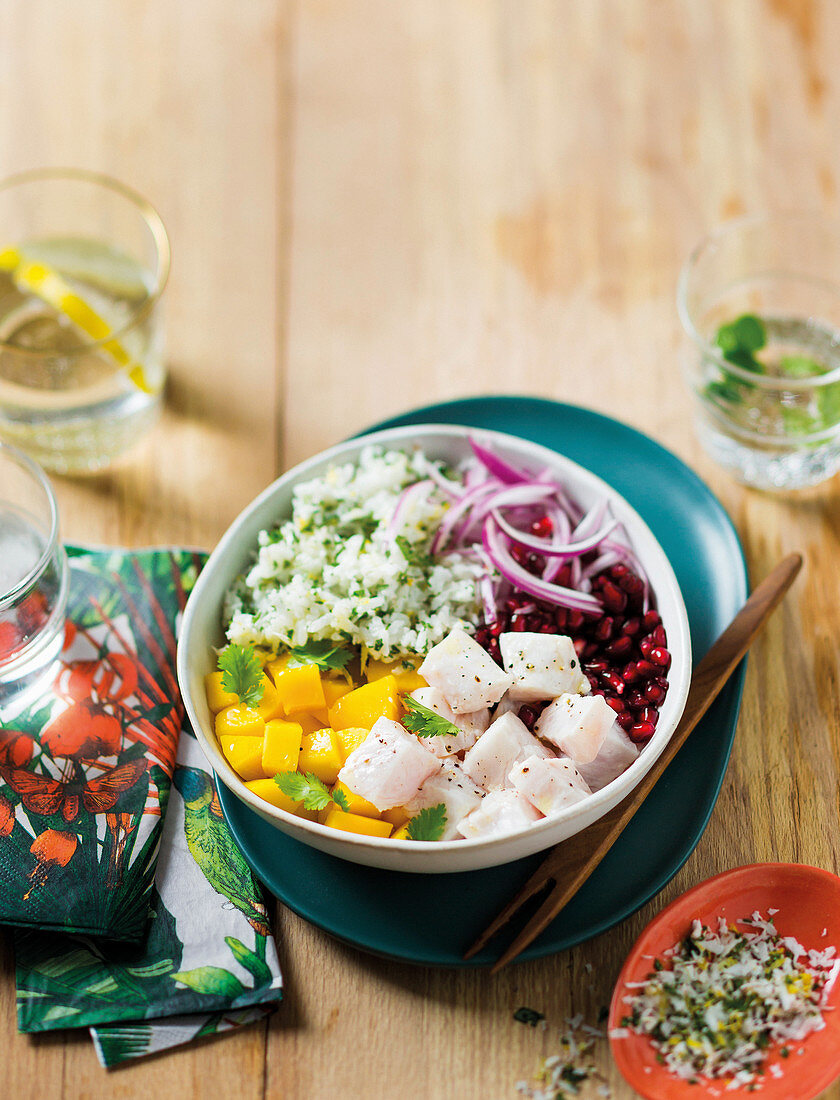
xmin=2 ymin=2 xmax=840 ymax=1097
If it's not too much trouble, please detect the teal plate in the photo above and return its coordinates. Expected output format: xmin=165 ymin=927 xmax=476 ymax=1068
xmin=216 ymin=397 xmax=748 ymax=967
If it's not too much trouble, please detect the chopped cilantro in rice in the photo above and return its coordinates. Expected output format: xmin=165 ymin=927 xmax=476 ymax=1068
xmin=224 ymin=445 xmax=487 ymax=660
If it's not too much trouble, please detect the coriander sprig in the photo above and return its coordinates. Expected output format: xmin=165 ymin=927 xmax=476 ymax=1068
xmin=285 ymin=639 xmax=353 ymax=671
xmin=406 ymin=803 xmax=447 ymax=841
xmin=274 ymin=771 xmax=349 ymax=813
xmin=218 ymin=642 xmax=264 ymax=706
xmin=402 ymin=696 xmax=461 ymax=739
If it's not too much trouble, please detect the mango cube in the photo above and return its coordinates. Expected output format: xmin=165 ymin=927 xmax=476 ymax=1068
xmin=219 ymin=736 xmax=264 ymax=782
xmin=365 ymin=658 xmax=427 ymax=693
xmin=322 ymin=677 xmax=354 ymax=709
xmin=298 ymin=727 xmax=343 ymax=784
xmin=331 ymin=779 xmax=381 ymax=819
xmin=245 ymin=777 xmax=317 ymax=821
xmin=381 ymin=805 xmax=410 ymax=829
xmin=292 ymin=712 xmax=326 ymax=737
xmin=261 ymin=719 xmax=303 ymax=777
xmin=328 ymin=674 xmax=400 ymax=730
xmin=391 ymin=824 xmax=411 ymax=840
xmin=215 ymin=704 xmax=265 ymax=740
xmin=273 ymin=664 xmax=326 ymax=716
xmin=334 ymin=726 xmax=370 ymax=759
xmin=256 ymin=675 xmax=285 ymax=721
xmin=322 ymin=808 xmax=392 ymax=838
xmin=204 ymin=671 xmax=239 ymax=713
xmin=265 ymin=652 xmax=290 ymax=683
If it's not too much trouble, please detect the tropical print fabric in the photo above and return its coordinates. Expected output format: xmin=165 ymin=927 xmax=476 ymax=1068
xmin=7 ymin=546 xmax=283 ymax=1065
xmin=0 ymin=547 xmax=201 ymax=939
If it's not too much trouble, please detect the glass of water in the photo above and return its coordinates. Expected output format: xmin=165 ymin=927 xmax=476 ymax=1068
xmin=0 ymin=442 xmax=69 ymax=714
xmin=678 ymin=212 xmax=840 ymax=490
xmin=0 ymin=168 xmax=170 ymax=474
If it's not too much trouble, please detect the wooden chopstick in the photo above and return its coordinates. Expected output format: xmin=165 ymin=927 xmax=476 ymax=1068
xmin=463 ymin=553 xmax=803 ymax=971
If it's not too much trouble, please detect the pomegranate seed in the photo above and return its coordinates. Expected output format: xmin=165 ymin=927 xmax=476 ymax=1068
xmin=640 ymin=706 xmax=659 ymax=726
xmin=643 ymin=609 xmax=661 ymax=630
xmin=621 ymin=661 xmax=640 ymax=684
xmin=512 ymin=617 xmax=527 ymax=632
xmin=540 ymin=622 xmax=555 ymax=633
xmin=626 ymin=689 xmax=647 ymax=710
xmin=586 ymin=657 xmax=610 ymax=673
xmin=610 ymin=564 xmax=629 ymax=580
xmin=620 ymin=574 xmax=644 ymax=597
xmin=573 ymin=638 xmax=587 ymax=658
xmin=639 ymin=637 xmax=654 ymax=658
xmin=601 ymin=670 xmax=625 ymax=695
xmin=649 ymin=646 xmax=671 ymax=669
xmin=582 ymin=641 xmax=599 ymax=659
xmin=567 ymin=610 xmax=585 ymax=631
xmin=629 ymin=720 xmax=656 ymax=743
xmin=518 ymin=705 xmax=539 ymax=729
xmin=621 ymin=616 xmax=641 ymax=637
xmin=488 ymin=643 xmax=501 ymax=663
xmin=554 ymin=608 xmax=568 ymax=630
xmin=556 ymin=565 xmax=573 ymax=587
xmin=474 ymin=628 xmax=490 ymax=647
xmin=635 ymin=659 xmax=657 ymax=680
xmin=654 ymin=675 xmax=669 ymax=692
xmin=644 ymin=681 xmax=667 ymax=705
xmin=601 ymin=581 xmax=628 ymax=613
xmin=650 ymin=624 xmax=667 ymax=647
xmin=604 ymin=695 xmax=625 ymax=714
xmin=605 ymin=635 xmax=632 ymax=659
xmin=530 ymin=515 xmax=553 ymax=537
xmin=586 ymin=672 xmax=600 ymax=692
xmin=490 ymin=621 xmax=504 ymax=637
xmin=616 ymin=711 xmax=635 ymax=731
xmin=594 ymin=616 xmax=614 ymax=642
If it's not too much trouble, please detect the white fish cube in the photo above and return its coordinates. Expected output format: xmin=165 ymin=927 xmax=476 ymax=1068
xmin=462 ymin=711 xmax=553 ymax=791
xmin=410 ymin=686 xmax=489 ymax=758
xmin=418 ymin=627 xmax=512 ymax=713
xmin=499 ymin=632 xmax=590 ymax=702
xmin=457 ymin=788 xmax=542 ymax=840
xmin=404 ymin=762 xmax=485 ymax=840
xmin=535 ymin=693 xmax=617 ymax=764
xmin=575 ymin=723 xmax=639 ymax=792
xmin=338 ymin=717 xmax=441 ymax=810
xmin=509 ymin=754 xmax=591 ymax=816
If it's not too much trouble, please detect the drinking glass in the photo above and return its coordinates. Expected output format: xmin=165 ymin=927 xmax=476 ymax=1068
xmin=677 ymin=213 xmax=840 ymax=490
xmin=0 ymin=442 xmax=69 ymax=713
xmin=0 ymin=168 xmax=170 ymax=474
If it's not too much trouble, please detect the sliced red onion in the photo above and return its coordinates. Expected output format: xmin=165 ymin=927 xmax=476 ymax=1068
xmin=469 ymin=437 xmax=530 ymax=485
xmin=490 ymin=508 xmax=619 ymax=558
xmin=387 ymin=479 xmax=433 ymax=538
xmin=482 ymin=518 xmax=602 ymax=615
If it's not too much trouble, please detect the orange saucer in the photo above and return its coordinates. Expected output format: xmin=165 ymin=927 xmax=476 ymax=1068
xmin=609 ymin=863 xmax=840 ymax=1099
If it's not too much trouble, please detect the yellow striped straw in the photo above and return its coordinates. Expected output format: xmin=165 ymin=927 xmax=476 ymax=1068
xmin=0 ymin=245 xmax=154 ymax=394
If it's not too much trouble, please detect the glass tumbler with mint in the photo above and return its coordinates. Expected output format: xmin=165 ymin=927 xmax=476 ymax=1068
xmin=678 ymin=213 xmax=840 ymax=490
xmin=0 ymin=169 xmax=169 ymax=474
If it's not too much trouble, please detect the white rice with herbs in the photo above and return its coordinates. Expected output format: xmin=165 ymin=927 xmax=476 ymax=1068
xmin=224 ymin=445 xmax=486 ymax=660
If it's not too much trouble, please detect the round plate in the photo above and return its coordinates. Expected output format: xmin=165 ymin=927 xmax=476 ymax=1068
xmin=216 ymin=396 xmax=748 ymax=967
xmin=609 ymin=863 xmax=840 ymax=1099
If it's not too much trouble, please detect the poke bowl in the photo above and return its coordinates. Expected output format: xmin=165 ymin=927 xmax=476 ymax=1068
xmin=177 ymin=424 xmax=692 ymax=873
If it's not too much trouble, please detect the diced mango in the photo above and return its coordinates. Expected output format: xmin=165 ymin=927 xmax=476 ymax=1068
xmin=365 ymin=657 xmax=427 ymax=693
xmin=322 ymin=677 xmax=354 ymax=709
xmin=322 ymin=808 xmax=393 ymax=838
xmin=331 ymin=779 xmax=381 ymax=819
xmin=265 ymin=652 xmax=290 ymax=684
xmin=294 ymin=712 xmax=328 ymax=737
xmin=298 ymin=727 xmax=343 ymax=785
xmin=215 ymin=704 xmax=265 ymax=740
xmin=219 ymin=735 xmax=264 ymax=782
xmin=328 ymin=675 xmax=400 ymax=730
xmin=261 ymin=719 xmax=303 ymax=777
xmin=204 ymin=671 xmax=239 ymax=713
xmin=391 ymin=824 xmax=411 ymax=840
xmin=273 ymin=664 xmax=326 ymax=716
xmin=381 ymin=805 xmax=410 ymax=829
xmin=256 ymin=675 xmax=285 ymax=721
xmin=245 ymin=777 xmax=317 ymax=821
xmin=334 ymin=726 xmax=370 ymax=759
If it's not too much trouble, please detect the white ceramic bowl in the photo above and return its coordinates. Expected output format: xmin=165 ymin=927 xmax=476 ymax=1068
xmin=177 ymin=425 xmax=692 ymax=873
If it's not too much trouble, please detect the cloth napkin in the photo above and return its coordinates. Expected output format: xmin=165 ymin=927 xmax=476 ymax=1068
xmin=3 ymin=546 xmax=283 ymax=1065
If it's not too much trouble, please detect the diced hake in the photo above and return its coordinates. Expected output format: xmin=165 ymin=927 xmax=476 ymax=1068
xmin=499 ymin=632 xmax=590 ymax=701
xmin=462 ymin=711 xmax=553 ymax=790
xmin=509 ymin=755 xmax=591 ymax=816
xmin=338 ymin=717 xmax=441 ymax=810
xmin=575 ymin=723 xmax=639 ymax=792
xmin=405 ymin=762 xmax=485 ymax=839
xmin=418 ymin=627 xmax=512 ymax=713
xmin=535 ymin=692 xmax=617 ymax=764
xmin=457 ymin=788 xmax=542 ymax=840
xmin=410 ymin=686 xmax=488 ymax=757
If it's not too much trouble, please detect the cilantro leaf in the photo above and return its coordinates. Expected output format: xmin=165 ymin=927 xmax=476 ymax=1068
xmin=396 ymin=535 xmax=434 ymax=568
xmin=286 ymin=640 xmax=353 ymax=671
xmin=332 ymin=787 xmax=350 ymax=812
xmin=218 ymin=643 xmax=264 ymax=706
xmin=402 ymin=696 xmax=460 ymax=739
xmin=406 ymin=803 xmax=447 ymax=841
xmin=274 ymin=771 xmax=333 ymax=811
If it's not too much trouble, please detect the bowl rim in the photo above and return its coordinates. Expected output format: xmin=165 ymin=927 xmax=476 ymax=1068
xmin=177 ymin=423 xmax=692 ymax=857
